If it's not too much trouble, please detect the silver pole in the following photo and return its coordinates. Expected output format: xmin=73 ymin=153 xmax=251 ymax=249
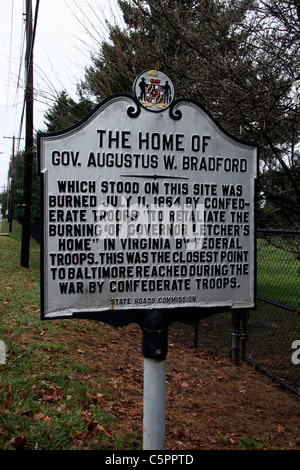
xmin=142 ymin=310 xmax=168 ymax=451
xmin=143 ymin=357 xmax=166 ymax=450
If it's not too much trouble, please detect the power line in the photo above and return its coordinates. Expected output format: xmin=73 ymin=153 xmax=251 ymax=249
xmin=12 ymin=12 xmax=26 ymax=141
xmin=4 ymin=0 xmax=15 ymax=139
xmin=17 ymin=0 xmax=40 ymax=155
xmin=20 ymin=0 xmax=40 ymax=268
xmin=14 ymin=22 xmax=26 ymax=107
xmin=3 ymin=135 xmax=24 ymax=232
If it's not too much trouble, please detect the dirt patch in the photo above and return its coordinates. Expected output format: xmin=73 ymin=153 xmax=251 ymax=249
xmin=65 ymin=320 xmax=300 ymax=450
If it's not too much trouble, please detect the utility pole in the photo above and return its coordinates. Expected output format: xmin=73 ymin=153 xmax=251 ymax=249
xmin=4 ymin=136 xmax=24 ymax=232
xmin=21 ymin=0 xmax=33 ymax=268
xmin=8 ymin=136 xmax=15 ymax=233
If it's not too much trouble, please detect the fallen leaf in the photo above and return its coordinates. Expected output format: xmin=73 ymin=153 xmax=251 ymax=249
xmin=10 ymin=436 xmax=26 ymax=450
xmin=229 ymin=437 xmax=238 ymax=444
xmin=33 ymin=412 xmax=45 ymax=421
xmin=79 ymin=409 xmax=92 ymax=420
xmin=57 ymin=404 xmax=67 ymax=414
xmin=181 ymin=382 xmax=189 ymax=387
xmin=42 ymin=386 xmax=63 ymax=403
xmin=96 ymin=425 xmax=111 ymax=436
xmin=276 ymin=424 xmax=286 ymax=433
xmin=217 ymin=376 xmax=230 ymax=382
xmin=14 ymin=408 xmax=32 ymax=417
xmin=43 ymin=416 xmax=52 ymax=425
xmin=87 ymin=420 xmax=98 ymax=432
xmin=79 ymin=375 xmax=92 ymax=381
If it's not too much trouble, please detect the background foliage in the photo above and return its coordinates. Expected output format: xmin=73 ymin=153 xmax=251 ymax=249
xmin=1 ymin=0 xmax=299 ymax=228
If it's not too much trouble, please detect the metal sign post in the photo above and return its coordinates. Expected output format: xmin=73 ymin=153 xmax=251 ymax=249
xmin=143 ymin=358 xmax=166 ymax=450
xmin=142 ymin=310 xmax=168 ymax=450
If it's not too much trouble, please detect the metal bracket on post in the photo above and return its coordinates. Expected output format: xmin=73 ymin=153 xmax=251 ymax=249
xmin=142 ymin=310 xmax=168 ymax=360
xmin=142 ymin=310 xmax=168 ymax=451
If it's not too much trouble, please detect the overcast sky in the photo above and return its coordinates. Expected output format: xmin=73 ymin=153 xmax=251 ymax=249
xmin=0 ymin=0 xmax=122 ymax=193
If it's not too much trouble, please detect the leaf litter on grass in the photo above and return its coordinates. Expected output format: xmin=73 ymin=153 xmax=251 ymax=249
xmin=0 ymin=225 xmax=300 ymax=450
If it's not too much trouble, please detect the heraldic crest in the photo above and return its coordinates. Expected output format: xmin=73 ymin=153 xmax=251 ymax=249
xmin=133 ymin=69 xmax=175 ymax=112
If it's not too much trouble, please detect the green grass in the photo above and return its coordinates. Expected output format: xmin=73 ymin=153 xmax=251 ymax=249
xmin=236 ymin=434 xmax=271 ymax=450
xmin=0 ymin=219 xmax=141 ymax=450
xmin=215 ymin=433 xmax=272 ymax=450
xmin=256 ymin=238 xmax=300 ymax=310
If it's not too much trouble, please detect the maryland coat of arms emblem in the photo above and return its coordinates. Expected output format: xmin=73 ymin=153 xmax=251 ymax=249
xmin=133 ymin=70 xmax=174 ymax=112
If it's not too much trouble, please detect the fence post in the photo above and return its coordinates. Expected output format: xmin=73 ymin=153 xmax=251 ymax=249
xmin=231 ymin=310 xmax=242 ymax=365
xmin=194 ymin=321 xmax=199 ymax=348
xmin=241 ymin=310 xmax=249 ymax=361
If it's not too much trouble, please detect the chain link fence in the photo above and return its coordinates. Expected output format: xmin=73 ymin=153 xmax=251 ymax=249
xmin=179 ymin=229 xmax=300 ymax=395
xmin=245 ymin=229 xmax=300 ymax=395
xmin=256 ymin=229 xmax=300 ymax=312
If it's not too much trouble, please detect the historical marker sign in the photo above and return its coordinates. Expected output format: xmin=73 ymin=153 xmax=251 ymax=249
xmin=38 ymin=70 xmax=257 ymax=323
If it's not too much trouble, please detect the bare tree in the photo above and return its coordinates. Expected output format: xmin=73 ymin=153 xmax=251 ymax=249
xmin=52 ymin=0 xmax=300 ymax=227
